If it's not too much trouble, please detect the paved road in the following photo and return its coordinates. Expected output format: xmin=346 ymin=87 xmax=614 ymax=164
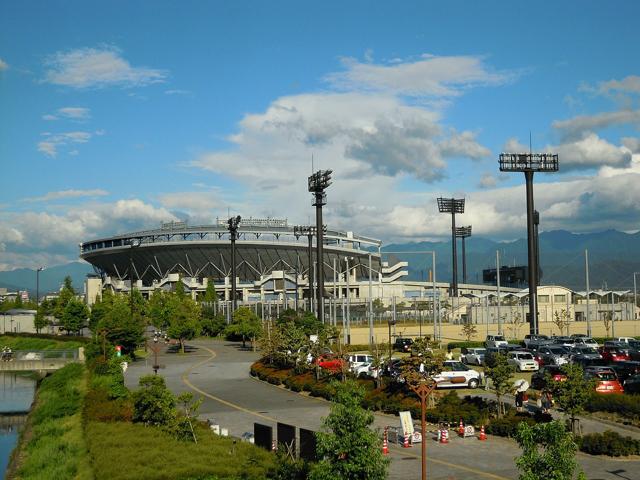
xmin=125 ymin=340 xmax=640 ymax=480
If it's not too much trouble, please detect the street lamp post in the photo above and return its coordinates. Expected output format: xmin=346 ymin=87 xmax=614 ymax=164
xmin=409 ymin=381 xmax=438 ymax=480
xmin=634 ymin=272 xmax=639 ymax=320
xmin=437 ymin=198 xmax=465 ymax=298
xmin=227 ymin=216 xmax=242 ymax=312
xmin=308 ymin=169 xmax=332 ymax=323
xmin=36 ymin=266 xmax=45 ymax=306
xmin=499 ymin=152 xmax=558 ymax=335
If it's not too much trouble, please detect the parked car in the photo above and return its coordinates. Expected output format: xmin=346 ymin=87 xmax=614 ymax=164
xmin=537 ymin=345 xmax=570 ymax=366
xmin=485 ymin=335 xmax=508 ymax=348
xmin=394 ymin=337 xmax=414 ymax=352
xmin=614 ymin=337 xmax=636 ymax=344
xmin=461 ymin=347 xmax=486 ymax=365
xmin=568 ymin=346 xmax=602 ymax=362
xmin=316 ymin=354 xmax=345 ymax=372
xmin=610 ymin=361 xmax=640 ymax=384
xmin=623 ymin=373 xmax=640 ymax=394
xmin=348 ymin=354 xmax=373 ymax=373
xmin=573 ymin=356 xmax=608 ymax=370
xmin=573 ymin=337 xmax=599 ymax=348
xmin=585 ymin=366 xmax=624 ymax=394
xmin=523 ymin=334 xmax=549 ymax=348
xmin=507 ymin=351 xmax=539 ymax=372
xmin=432 ymin=360 xmax=481 ymax=389
xmin=384 ymin=358 xmax=404 ymax=380
xmin=531 ymin=365 xmax=567 ymax=390
xmin=599 ymin=345 xmax=631 ymax=363
xmin=552 ymin=336 xmax=577 ymax=348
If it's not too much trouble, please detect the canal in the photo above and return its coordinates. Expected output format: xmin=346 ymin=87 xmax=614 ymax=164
xmin=0 ymin=372 xmax=36 ymax=476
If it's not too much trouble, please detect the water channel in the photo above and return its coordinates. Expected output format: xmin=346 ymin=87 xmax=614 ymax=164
xmin=0 ymin=372 xmax=37 ymax=477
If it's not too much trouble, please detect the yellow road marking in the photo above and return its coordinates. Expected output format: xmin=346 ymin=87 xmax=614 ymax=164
xmin=181 ymin=343 xmax=511 ymax=480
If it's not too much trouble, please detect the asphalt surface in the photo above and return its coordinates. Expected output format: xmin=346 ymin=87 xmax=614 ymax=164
xmin=125 ymin=340 xmax=640 ymax=480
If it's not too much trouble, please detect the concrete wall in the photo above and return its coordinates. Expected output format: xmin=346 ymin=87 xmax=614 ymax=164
xmin=0 ymin=313 xmax=37 ymax=334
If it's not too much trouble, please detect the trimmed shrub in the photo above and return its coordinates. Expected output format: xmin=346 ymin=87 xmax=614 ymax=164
xmin=586 ymin=393 xmax=640 ymax=422
xmin=578 ymin=431 xmax=640 ymax=456
xmin=446 ymin=341 xmax=485 ymax=352
xmin=486 ymin=413 xmax=536 ymax=437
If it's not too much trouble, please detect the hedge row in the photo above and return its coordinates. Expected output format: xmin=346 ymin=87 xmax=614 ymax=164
xmin=578 ymin=430 xmax=640 ymax=456
xmin=446 ymin=341 xmax=485 ymax=351
xmin=586 ymin=393 xmax=640 ymax=422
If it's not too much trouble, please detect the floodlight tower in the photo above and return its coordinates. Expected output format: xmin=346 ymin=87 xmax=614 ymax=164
xmin=227 ymin=215 xmax=242 ymax=312
xmin=499 ymin=152 xmax=558 ymax=335
xmin=308 ymin=169 xmax=332 ymax=322
xmin=455 ymin=226 xmax=472 ymax=285
xmin=437 ymin=198 xmax=465 ymax=297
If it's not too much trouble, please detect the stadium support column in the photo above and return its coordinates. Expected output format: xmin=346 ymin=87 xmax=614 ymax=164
xmin=227 ymin=216 xmax=241 ymax=313
xmin=308 ymin=169 xmax=332 ymax=322
xmin=499 ymin=152 xmax=558 ymax=335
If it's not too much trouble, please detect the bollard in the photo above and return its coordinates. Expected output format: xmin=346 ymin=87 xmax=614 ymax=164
xmin=403 ymin=433 xmax=411 ymax=448
xmin=382 ymin=427 xmax=389 ymax=455
xmin=478 ymin=425 xmax=487 ymax=441
xmin=458 ymin=418 xmax=465 ymax=437
xmin=440 ymin=428 xmax=449 ymax=444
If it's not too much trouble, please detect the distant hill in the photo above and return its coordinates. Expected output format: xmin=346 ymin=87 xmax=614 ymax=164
xmin=383 ymin=229 xmax=640 ymax=291
xmin=0 ymin=262 xmax=95 ymax=295
xmin=2 ymin=229 xmax=639 ymax=294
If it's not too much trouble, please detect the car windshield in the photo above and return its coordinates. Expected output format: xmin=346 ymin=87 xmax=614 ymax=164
xmin=446 ymin=362 xmax=468 ymax=371
xmin=549 ymin=347 xmax=566 ymax=354
xmin=579 ymin=347 xmax=598 ymax=354
xmin=494 ymin=336 xmax=505 ymax=341
xmin=475 ymin=349 xmax=486 ymax=354
xmin=518 ymin=353 xmax=534 ymax=360
xmin=597 ymin=372 xmax=617 ymax=380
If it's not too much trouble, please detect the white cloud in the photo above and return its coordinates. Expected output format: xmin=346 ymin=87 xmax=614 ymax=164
xmin=164 ymin=89 xmax=191 ymax=96
xmin=594 ymin=75 xmax=640 ymax=96
xmin=37 ymin=131 xmax=93 ymax=157
xmin=478 ymin=173 xmax=508 ymax=189
xmin=552 ymin=110 xmax=640 ymax=140
xmin=622 ymin=137 xmax=640 ymax=153
xmin=44 ymin=46 xmax=166 ymax=88
xmin=551 ymin=133 xmax=632 ymax=171
xmin=42 ymin=106 xmax=91 ymax=121
xmin=0 ymin=58 xmax=8 ymax=71
xmin=23 ymin=189 xmax=109 ymax=203
xmin=326 ymin=54 xmax=513 ymax=97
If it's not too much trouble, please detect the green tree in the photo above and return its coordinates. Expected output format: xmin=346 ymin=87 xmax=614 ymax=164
xmin=54 ymin=275 xmax=76 ymax=321
xmin=34 ymin=308 xmax=49 ymax=333
xmin=97 ymin=294 xmax=145 ymax=355
xmin=89 ymin=290 xmax=113 ymax=332
xmin=61 ymin=297 xmax=89 ymax=334
xmin=13 ymin=294 xmax=23 ymax=308
xmin=167 ymin=295 xmax=201 ymax=353
xmin=148 ymin=290 xmax=173 ymax=329
xmin=461 ymin=321 xmax=478 ymax=342
xmin=173 ymin=392 xmax=203 ymax=443
xmin=203 ymin=278 xmax=218 ymax=303
xmin=485 ymin=352 xmax=514 ymax=417
xmin=226 ymin=306 xmax=262 ymax=348
xmin=552 ymin=364 xmax=597 ymax=434
xmin=310 ymin=380 xmax=389 ymax=480
xmin=514 ymin=421 xmax=585 ymax=480
xmin=175 ymin=277 xmax=186 ymax=299
xmin=132 ymin=375 xmax=176 ymax=427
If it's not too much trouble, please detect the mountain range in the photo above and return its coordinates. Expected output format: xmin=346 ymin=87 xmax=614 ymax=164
xmin=1 ymin=229 xmax=638 ymax=295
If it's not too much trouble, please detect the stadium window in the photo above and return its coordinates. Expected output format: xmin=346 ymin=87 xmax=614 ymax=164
xmin=554 ymin=294 xmax=566 ymax=303
xmin=538 ymin=295 xmax=549 ymax=303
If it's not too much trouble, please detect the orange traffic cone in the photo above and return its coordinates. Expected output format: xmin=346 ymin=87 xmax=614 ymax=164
xmin=382 ymin=428 xmax=389 ymax=455
xmin=440 ymin=428 xmax=449 ymax=444
xmin=403 ymin=433 xmax=411 ymax=448
xmin=458 ymin=418 xmax=465 ymax=437
xmin=478 ymin=425 xmax=487 ymax=441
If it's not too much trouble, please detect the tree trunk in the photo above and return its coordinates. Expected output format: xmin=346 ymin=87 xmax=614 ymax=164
xmin=242 ymin=334 xmax=246 ymax=348
xmin=180 ymin=339 xmax=185 ymax=354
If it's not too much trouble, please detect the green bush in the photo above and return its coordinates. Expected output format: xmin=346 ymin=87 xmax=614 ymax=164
xmin=446 ymin=341 xmax=485 ymax=351
xmin=84 ymin=387 xmax=133 ymax=423
xmin=578 ymin=430 xmax=640 ymax=456
xmin=486 ymin=412 xmax=536 ymax=437
xmin=586 ymin=393 xmax=640 ymax=422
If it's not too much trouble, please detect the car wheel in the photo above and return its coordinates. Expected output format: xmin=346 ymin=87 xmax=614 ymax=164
xmin=468 ymin=378 xmax=479 ymax=389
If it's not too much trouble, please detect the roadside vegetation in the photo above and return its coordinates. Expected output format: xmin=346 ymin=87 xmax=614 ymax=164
xmin=0 ymin=333 xmax=86 ymax=350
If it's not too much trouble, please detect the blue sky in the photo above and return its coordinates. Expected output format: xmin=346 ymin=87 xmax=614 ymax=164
xmin=1 ymin=1 xmax=640 ymax=269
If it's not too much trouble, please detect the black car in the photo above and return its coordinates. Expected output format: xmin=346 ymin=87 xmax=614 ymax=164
xmin=572 ymin=357 xmax=607 ymax=370
xmin=611 ymin=361 xmax=640 ymax=383
xmin=393 ymin=337 xmax=413 ymax=352
xmin=531 ymin=365 xmax=566 ymax=390
xmin=624 ymin=374 xmax=640 ymax=394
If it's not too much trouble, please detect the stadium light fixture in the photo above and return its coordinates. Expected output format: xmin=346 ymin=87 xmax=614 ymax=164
xmin=437 ymin=197 xmax=465 ymax=297
xmin=308 ymin=169 xmax=332 ymax=322
xmin=499 ymin=152 xmax=558 ymax=335
xmin=227 ymin=215 xmax=242 ymax=312
xmin=454 ymin=226 xmax=472 ymax=284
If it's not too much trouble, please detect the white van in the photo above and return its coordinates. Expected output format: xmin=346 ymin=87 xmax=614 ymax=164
xmin=485 ymin=334 xmax=508 ymax=348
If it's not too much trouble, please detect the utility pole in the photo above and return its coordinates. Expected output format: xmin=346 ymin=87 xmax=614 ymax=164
xmin=308 ymin=169 xmax=332 ymax=322
xmin=585 ymin=250 xmax=591 ymax=337
xmin=227 ymin=216 xmax=241 ymax=312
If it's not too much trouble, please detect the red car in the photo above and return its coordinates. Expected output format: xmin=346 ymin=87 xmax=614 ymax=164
xmin=599 ymin=346 xmax=630 ymax=362
xmin=316 ymin=354 xmax=346 ymax=372
xmin=585 ymin=367 xmax=624 ymax=394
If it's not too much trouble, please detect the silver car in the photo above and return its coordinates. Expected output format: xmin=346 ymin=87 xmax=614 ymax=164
xmin=462 ymin=348 xmax=486 ymax=365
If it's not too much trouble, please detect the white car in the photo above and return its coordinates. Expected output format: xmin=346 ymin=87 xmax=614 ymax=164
xmin=353 ymin=362 xmax=380 ymax=378
xmin=485 ymin=335 xmax=508 ymax=348
xmin=348 ymin=354 xmax=373 ymax=373
xmin=462 ymin=348 xmax=486 ymax=365
xmin=614 ymin=337 xmax=636 ymax=344
xmin=574 ymin=337 xmax=599 ymax=348
xmin=432 ymin=361 xmax=481 ymax=389
xmin=507 ymin=351 xmax=539 ymax=372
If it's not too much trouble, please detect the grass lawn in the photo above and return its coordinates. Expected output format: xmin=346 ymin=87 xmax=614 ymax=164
xmin=86 ymin=422 xmax=276 ymax=480
xmin=0 ymin=334 xmax=85 ymax=351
